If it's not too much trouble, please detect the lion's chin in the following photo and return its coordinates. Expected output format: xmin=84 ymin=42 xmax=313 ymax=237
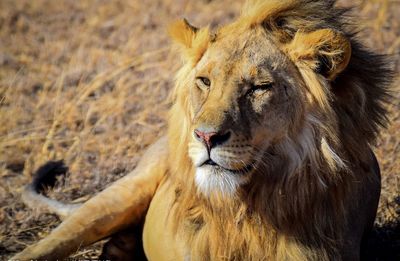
xmin=194 ymin=164 xmax=251 ymax=196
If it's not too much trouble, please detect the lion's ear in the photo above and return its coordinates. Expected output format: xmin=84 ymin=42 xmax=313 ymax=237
xmin=169 ymin=19 xmax=210 ymax=64
xmin=169 ymin=19 xmax=198 ymax=48
xmin=285 ymin=29 xmax=351 ymax=80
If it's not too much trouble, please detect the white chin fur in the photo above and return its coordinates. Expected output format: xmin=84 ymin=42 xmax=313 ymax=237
xmin=194 ymin=165 xmax=248 ymax=196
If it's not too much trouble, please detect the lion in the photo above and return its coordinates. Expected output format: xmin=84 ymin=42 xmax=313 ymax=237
xmin=14 ymin=0 xmax=392 ymax=260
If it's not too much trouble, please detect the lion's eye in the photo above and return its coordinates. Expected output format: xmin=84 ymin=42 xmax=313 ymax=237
xmin=248 ymin=82 xmax=273 ymax=95
xmin=196 ymin=77 xmax=211 ymax=90
xmin=246 ymin=82 xmax=273 ymax=97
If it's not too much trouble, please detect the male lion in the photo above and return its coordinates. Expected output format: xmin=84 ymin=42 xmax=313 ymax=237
xmin=14 ymin=0 xmax=392 ymax=260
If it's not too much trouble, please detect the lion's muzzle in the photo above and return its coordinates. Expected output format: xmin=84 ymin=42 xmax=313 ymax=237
xmin=194 ymin=128 xmax=231 ymax=151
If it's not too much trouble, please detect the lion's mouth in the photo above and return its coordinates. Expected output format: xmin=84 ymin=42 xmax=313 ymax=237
xmin=202 ymin=159 xmax=218 ymax=166
xmin=200 ymin=159 xmax=254 ymax=175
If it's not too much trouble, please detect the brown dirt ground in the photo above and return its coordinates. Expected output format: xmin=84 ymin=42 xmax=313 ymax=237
xmin=0 ymin=0 xmax=399 ymax=260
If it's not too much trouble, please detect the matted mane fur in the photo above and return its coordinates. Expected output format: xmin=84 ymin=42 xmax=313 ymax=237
xmin=167 ymin=0 xmax=391 ymax=260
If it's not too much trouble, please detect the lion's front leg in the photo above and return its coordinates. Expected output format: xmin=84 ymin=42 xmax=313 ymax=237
xmin=13 ymin=136 xmax=169 ymax=260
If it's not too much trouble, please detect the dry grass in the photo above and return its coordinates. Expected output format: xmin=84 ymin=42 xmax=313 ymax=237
xmin=0 ymin=0 xmax=398 ymax=259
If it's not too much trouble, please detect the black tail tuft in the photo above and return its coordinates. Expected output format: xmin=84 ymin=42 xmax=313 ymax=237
xmin=31 ymin=160 xmax=69 ymax=193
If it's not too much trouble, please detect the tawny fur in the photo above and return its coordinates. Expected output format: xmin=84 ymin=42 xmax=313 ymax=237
xmin=167 ymin=0 xmax=390 ymax=260
xmin=14 ymin=1 xmax=391 ymax=260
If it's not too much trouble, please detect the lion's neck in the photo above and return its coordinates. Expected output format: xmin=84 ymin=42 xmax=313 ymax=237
xmin=173 ymin=159 xmax=347 ymax=260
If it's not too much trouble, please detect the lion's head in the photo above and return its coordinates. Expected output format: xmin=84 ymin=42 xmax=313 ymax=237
xmin=167 ymin=0 xmax=390 ymax=197
xmin=163 ymin=1 xmax=392 ymax=259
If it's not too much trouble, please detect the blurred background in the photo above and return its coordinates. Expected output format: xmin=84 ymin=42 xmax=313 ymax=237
xmin=0 ymin=0 xmax=398 ymax=259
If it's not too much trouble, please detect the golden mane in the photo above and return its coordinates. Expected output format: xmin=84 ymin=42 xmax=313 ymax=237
xmin=167 ymin=0 xmax=391 ymax=260
xmin=13 ymin=1 xmax=391 ymax=260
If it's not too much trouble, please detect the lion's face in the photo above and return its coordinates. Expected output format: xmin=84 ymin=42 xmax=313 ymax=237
xmin=169 ymin=1 xmax=352 ymax=196
xmin=187 ymin=28 xmax=306 ymax=195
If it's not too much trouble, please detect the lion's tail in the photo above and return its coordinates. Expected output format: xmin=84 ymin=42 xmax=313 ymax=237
xmin=22 ymin=160 xmax=82 ymax=220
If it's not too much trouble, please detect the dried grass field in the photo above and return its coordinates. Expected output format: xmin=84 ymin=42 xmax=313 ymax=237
xmin=0 ymin=0 xmax=399 ymax=259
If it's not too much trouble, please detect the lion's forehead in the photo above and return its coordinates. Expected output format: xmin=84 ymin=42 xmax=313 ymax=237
xmin=197 ymin=30 xmax=290 ymax=83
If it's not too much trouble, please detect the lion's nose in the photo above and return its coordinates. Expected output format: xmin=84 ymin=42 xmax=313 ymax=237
xmin=194 ymin=129 xmax=231 ymax=150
